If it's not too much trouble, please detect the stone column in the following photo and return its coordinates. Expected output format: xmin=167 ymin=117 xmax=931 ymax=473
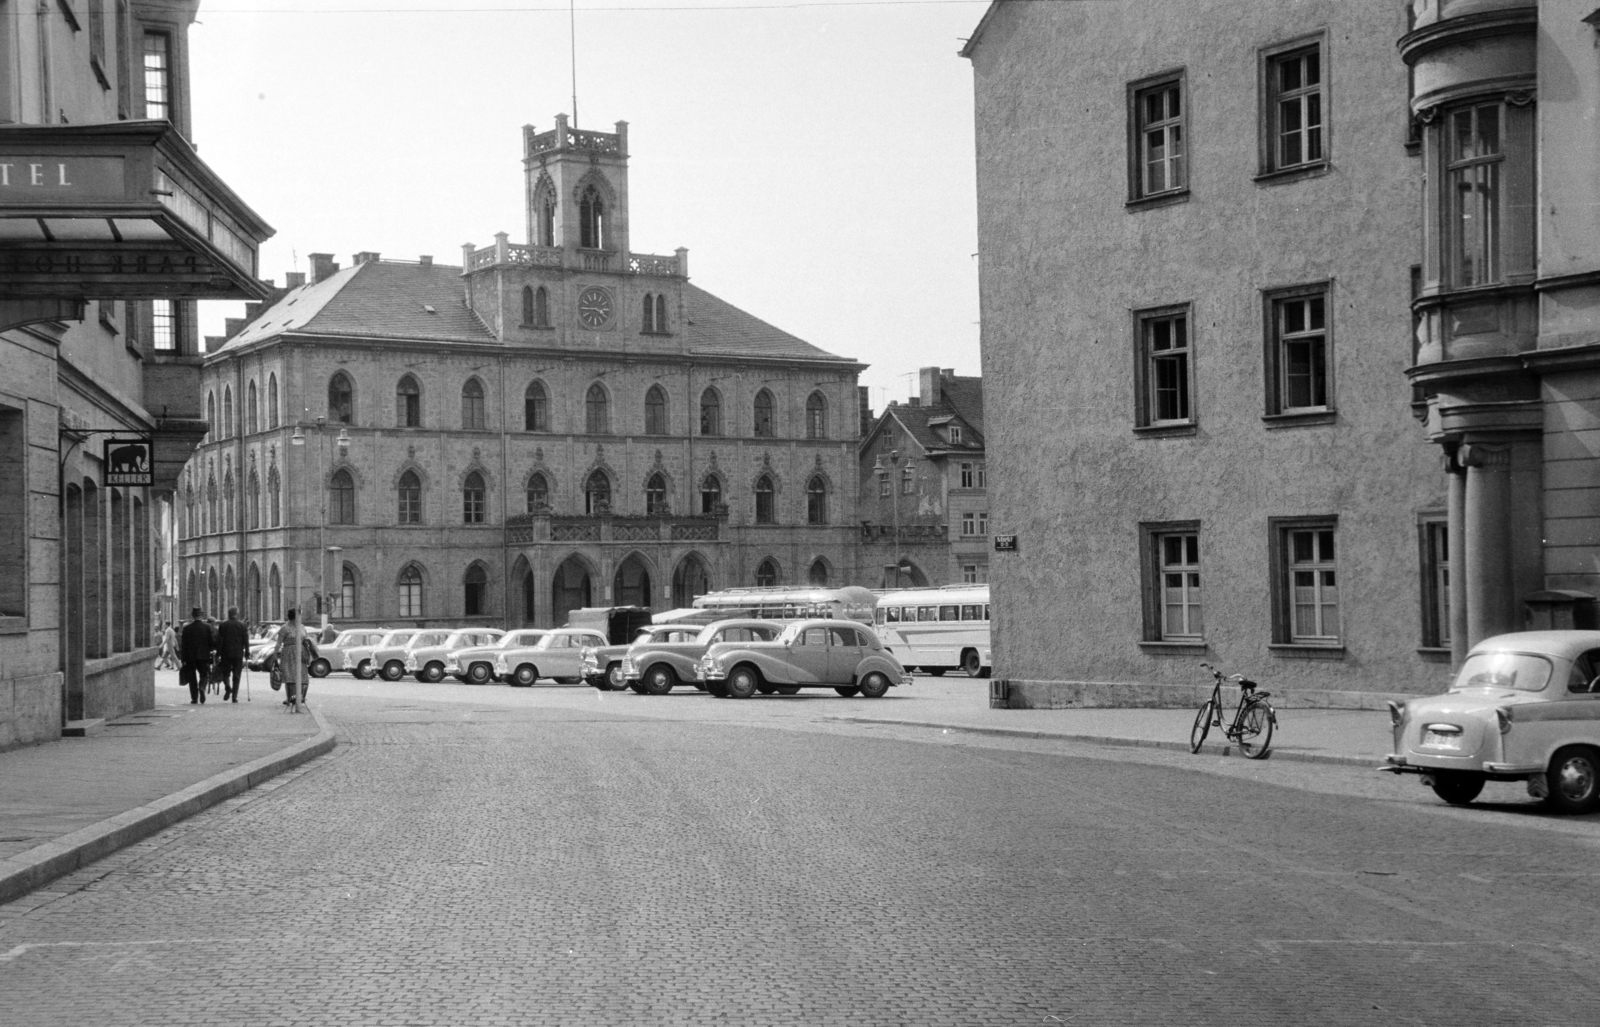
xmin=1462 ymin=443 xmax=1514 ymax=647
xmin=1446 ymin=457 xmax=1468 ymax=666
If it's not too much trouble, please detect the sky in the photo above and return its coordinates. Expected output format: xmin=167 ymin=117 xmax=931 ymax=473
xmin=187 ymin=0 xmax=991 ymax=411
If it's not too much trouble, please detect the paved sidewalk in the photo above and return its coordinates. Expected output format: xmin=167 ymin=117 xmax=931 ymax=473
xmin=0 ymin=677 xmax=334 ymax=904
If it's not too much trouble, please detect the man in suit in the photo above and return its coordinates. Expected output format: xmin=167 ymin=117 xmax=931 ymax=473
xmin=217 ymin=607 xmax=250 ymax=703
xmin=179 ymin=607 xmax=214 ymax=705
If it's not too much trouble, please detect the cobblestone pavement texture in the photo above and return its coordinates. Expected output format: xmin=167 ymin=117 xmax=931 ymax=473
xmin=2 ymin=674 xmax=1596 ymax=1026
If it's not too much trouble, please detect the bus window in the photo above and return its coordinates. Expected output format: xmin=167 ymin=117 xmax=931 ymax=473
xmin=960 ymin=605 xmax=979 ymax=620
xmin=939 ymin=605 xmax=959 ymax=621
xmin=885 ymin=607 xmax=900 ymax=623
xmin=985 ymin=604 xmax=991 ymax=621
xmin=918 ymin=606 xmax=936 ymax=622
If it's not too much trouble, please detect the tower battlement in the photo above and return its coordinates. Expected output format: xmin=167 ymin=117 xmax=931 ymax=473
xmin=523 ymin=114 xmax=628 ymax=160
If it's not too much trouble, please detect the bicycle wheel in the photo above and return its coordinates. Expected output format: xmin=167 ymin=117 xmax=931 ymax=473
xmin=1236 ymin=700 xmax=1274 ymax=759
xmin=1189 ymin=700 xmax=1215 ymax=753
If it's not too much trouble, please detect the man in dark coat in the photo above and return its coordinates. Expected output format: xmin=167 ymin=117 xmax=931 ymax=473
xmin=179 ymin=607 xmax=214 ymax=705
xmin=217 ymin=607 xmax=250 ymax=703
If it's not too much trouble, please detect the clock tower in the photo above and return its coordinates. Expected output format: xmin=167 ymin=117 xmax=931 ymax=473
xmin=523 ymin=114 xmax=631 ymax=260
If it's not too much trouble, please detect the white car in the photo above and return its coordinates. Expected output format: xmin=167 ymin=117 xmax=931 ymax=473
xmin=494 ymin=628 xmax=609 ymax=687
xmin=447 ymin=630 xmax=549 ymax=684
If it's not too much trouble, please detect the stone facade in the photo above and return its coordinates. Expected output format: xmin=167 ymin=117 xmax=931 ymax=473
xmin=964 ymin=0 xmax=1451 ymax=704
xmin=179 ymin=120 xmax=867 ymax=629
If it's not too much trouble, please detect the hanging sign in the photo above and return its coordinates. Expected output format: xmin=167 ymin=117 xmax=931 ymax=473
xmin=993 ymin=534 xmax=1018 ymax=553
xmin=103 ymin=436 xmax=154 ymax=487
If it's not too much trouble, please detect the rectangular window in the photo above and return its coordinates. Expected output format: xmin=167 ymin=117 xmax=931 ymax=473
xmin=959 ymin=462 xmax=973 ymax=489
xmin=962 ymin=512 xmax=975 ymax=536
xmin=87 ymin=1 xmax=109 ymax=90
xmin=977 ymin=464 xmax=985 ymax=489
xmin=1157 ymin=532 xmax=1203 ymax=640
xmin=1135 ymin=307 xmax=1193 ymax=428
xmin=1264 ymin=43 xmax=1324 ymax=173
xmin=975 ymin=511 xmax=988 ymax=536
xmin=949 ymin=425 xmax=962 ymax=445
xmin=879 ymin=475 xmax=890 ymax=498
xmin=151 ymin=299 xmax=176 ymax=351
xmin=1264 ymin=285 xmax=1332 ymax=417
xmin=961 ymin=564 xmax=978 ymax=584
xmin=1420 ymin=519 xmax=1450 ymax=649
xmin=1270 ymin=519 xmax=1340 ymax=645
xmin=1447 ymin=103 xmax=1503 ymax=288
xmin=901 ymin=467 xmax=914 ymax=495
xmin=142 ymin=31 xmax=170 ymax=120
xmin=1130 ymin=73 xmax=1186 ymax=201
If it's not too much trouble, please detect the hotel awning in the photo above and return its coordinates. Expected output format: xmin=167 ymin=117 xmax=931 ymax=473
xmin=0 ymin=122 xmax=274 ymax=301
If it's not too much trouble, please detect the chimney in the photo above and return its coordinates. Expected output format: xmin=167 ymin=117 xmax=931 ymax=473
xmin=224 ymin=317 xmax=245 ymax=338
xmin=285 ymin=271 xmax=306 ymax=289
xmin=858 ymin=385 xmax=872 ymax=438
xmin=244 ymin=302 xmax=262 ymax=321
xmin=418 ymin=255 xmax=433 ymax=267
xmin=353 ymin=251 xmax=381 ymax=265
xmin=205 ymin=335 xmax=226 ymax=354
xmin=307 ymin=253 xmax=339 ymax=284
xmin=919 ymin=366 xmax=942 ymax=407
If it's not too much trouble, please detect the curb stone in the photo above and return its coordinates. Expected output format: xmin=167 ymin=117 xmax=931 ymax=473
xmin=825 ymin=716 xmax=1379 ymax=769
xmin=0 ymin=706 xmax=335 ymax=906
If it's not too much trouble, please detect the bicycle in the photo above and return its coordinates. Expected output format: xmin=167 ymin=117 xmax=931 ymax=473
xmin=1190 ymin=663 xmax=1276 ymax=759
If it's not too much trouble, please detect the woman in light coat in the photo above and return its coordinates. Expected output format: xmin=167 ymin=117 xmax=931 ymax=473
xmin=274 ymin=608 xmax=316 ymax=714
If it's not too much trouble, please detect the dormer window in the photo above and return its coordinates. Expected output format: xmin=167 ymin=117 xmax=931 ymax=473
xmin=579 ymin=185 xmax=605 ymax=249
xmin=948 ymin=425 xmax=963 ymax=445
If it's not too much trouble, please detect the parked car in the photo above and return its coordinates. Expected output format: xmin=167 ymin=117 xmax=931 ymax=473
xmin=246 ymin=622 xmax=340 ymax=672
xmin=316 ymin=628 xmax=392 ymax=677
xmin=405 ymin=628 xmax=506 ymax=682
xmin=447 ymin=630 xmax=549 ymax=684
xmin=1383 ymin=631 xmax=1600 ymax=813
xmin=613 ymin=619 xmax=784 ymax=695
xmin=581 ymin=625 xmax=704 ymax=691
xmin=696 ymin=619 xmax=905 ymax=699
xmin=494 ymin=628 xmax=609 ymax=687
xmin=342 ymin=629 xmax=419 ymax=680
xmin=369 ymin=630 xmax=455 ymax=682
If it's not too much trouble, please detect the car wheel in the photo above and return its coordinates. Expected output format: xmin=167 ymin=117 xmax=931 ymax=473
xmin=422 ymin=662 xmax=445 ymax=683
xmin=644 ymin=664 xmax=677 ymax=696
xmin=1545 ymin=746 xmax=1600 ymax=814
xmin=858 ymin=672 xmax=890 ymax=699
xmin=775 ymin=685 xmax=801 ymax=696
xmin=354 ymin=659 xmax=375 ymax=680
xmin=726 ymin=665 xmax=760 ymax=700
xmin=606 ymin=663 xmax=627 ymax=692
xmin=834 ymin=685 xmax=860 ymax=697
xmin=381 ymin=660 xmax=405 ymax=682
xmin=1430 ymin=771 xmax=1486 ymax=806
xmin=511 ymin=664 xmax=538 ymax=688
xmin=466 ymin=663 xmax=492 ymax=685
xmin=961 ymin=650 xmax=983 ymax=678
xmin=310 ymin=658 xmax=330 ymax=679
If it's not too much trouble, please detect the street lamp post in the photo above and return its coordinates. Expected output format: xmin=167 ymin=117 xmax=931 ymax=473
xmin=291 ymin=416 xmax=351 ymax=630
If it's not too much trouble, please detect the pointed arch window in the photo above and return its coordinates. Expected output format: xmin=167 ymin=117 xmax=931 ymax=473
xmin=539 ymin=194 xmax=556 ymax=247
xmin=642 ymin=293 xmax=656 ymax=333
xmin=526 ymin=472 xmax=549 ymax=512
xmin=184 ymin=484 xmax=195 ymax=538
xmin=700 ymin=388 xmax=722 ymax=436
xmin=522 ymin=285 xmax=536 ymax=326
xmin=461 ymin=378 xmax=486 ymax=431
xmin=756 ymin=558 xmax=779 ymax=587
xmin=332 ymin=564 xmax=356 ymax=619
xmin=585 ymin=383 xmax=609 ymax=434
xmin=754 ymin=474 xmax=776 ymax=525
xmin=753 ymin=389 xmax=775 ymax=438
xmin=535 ymin=286 xmax=550 ymax=327
xmin=247 ymin=381 xmax=259 ymax=434
xmin=269 ymin=563 xmax=282 ymax=620
xmin=524 ymin=381 xmax=549 ymax=432
xmin=646 ymin=473 xmax=669 ymax=516
xmin=462 ymin=471 xmax=486 ymax=524
xmin=806 ymin=475 xmax=827 ymax=525
xmin=267 ymin=467 xmax=281 ymax=527
xmin=700 ymin=474 xmax=722 ymax=515
xmin=808 ymin=559 xmax=829 ymax=586
xmin=396 ymin=375 xmax=421 ymax=428
xmin=267 ymin=374 xmax=280 ymax=428
xmin=464 ymin=564 xmax=489 ymax=617
xmin=398 ymin=470 xmax=422 ymax=524
xmin=206 ymin=475 xmax=218 ymax=534
xmin=328 ymin=372 xmax=353 ymax=425
xmin=223 ymin=386 xmax=234 ymax=438
xmin=398 ymin=565 xmax=423 ymax=618
xmin=655 ymin=294 xmax=668 ymax=334
xmin=644 ymin=385 xmax=668 ymax=436
xmin=329 ymin=469 xmax=356 ymax=525
xmin=579 ymin=184 xmax=605 ymax=249
xmin=247 ymin=470 xmax=261 ymax=529
xmin=585 ymin=469 xmax=611 ymax=515
xmin=223 ymin=469 xmax=236 ymax=530
xmin=806 ymin=392 xmax=826 ymax=439
xmin=206 ymin=392 xmax=216 ymax=438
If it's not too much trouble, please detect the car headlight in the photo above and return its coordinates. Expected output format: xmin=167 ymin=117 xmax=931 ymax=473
xmin=621 ymin=658 xmax=636 ymax=675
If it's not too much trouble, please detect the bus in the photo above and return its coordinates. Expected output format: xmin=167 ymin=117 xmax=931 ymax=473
xmin=873 ymin=584 xmax=991 ymax=677
xmin=692 ymin=585 xmax=878 ymax=625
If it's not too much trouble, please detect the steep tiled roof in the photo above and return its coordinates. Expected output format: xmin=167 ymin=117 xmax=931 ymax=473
xmin=221 ymin=261 xmax=495 ymax=350
xmin=877 ymin=402 xmax=984 ymax=458
xmin=938 ymin=375 xmax=984 ymax=435
xmin=683 ymin=283 xmax=849 ymax=362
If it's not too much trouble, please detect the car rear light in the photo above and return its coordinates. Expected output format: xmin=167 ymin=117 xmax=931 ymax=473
xmin=1496 ymin=707 xmax=1513 ymax=734
xmin=1387 ymin=700 xmax=1405 ymax=728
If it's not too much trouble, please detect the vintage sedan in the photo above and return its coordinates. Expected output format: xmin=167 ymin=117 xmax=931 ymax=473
xmin=696 ymin=619 xmax=905 ymax=699
xmin=494 ymin=628 xmax=609 ymax=687
xmin=405 ymin=628 xmax=505 ymax=683
xmin=616 ymin=619 xmax=784 ymax=695
xmin=447 ymin=630 xmax=548 ymax=684
xmin=340 ymin=629 xmax=417 ymax=680
xmin=581 ymin=625 xmax=697 ymax=691
xmin=316 ymin=629 xmax=391 ymax=677
xmin=370 ymin=630 xmax=455 ymax=682
xmin=1383 ymin=631 xmax=1600 ymax=813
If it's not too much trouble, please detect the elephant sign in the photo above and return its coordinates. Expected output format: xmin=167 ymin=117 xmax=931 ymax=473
xmin=103 ymin=436 xmax=154 ymax=486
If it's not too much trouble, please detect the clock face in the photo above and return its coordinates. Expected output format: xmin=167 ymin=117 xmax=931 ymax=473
xmin=577 ymin=287 xmax=614 ymax=328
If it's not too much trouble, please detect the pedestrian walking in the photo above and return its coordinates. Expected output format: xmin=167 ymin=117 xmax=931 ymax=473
xmin=178 ymin=608 xmax=214 ymax=705
xmin=157 ymin=622 xmax=179 ymax=670
xmin=216 ymin=607 xmax=250 ymax=703
xmin=274 ymin=608 xmax=317 ymax=714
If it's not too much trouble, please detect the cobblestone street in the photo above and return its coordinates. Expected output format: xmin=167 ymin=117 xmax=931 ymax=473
xmin=4 ymin=681 xmax=1599 ymax=1026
